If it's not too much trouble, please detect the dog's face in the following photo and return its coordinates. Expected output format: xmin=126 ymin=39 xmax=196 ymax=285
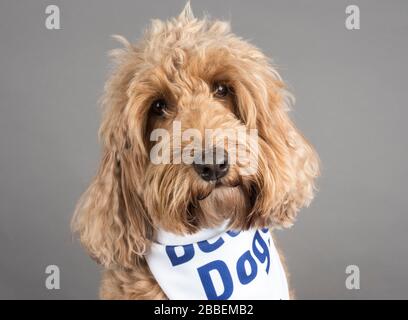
xmin=72 ymin=5 xmax=319 ymax=268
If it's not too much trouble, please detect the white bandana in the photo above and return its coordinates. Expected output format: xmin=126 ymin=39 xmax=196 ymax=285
xmin=146 ymin=221 xmax=289 ymax=300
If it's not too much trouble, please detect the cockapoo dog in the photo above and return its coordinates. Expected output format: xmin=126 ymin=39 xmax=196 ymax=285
xmin=72 ymin=3 xmax=319 ymax=300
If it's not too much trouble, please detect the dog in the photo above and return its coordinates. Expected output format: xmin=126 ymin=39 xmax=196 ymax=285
xmin=72 ymin=3 xmax=319 ymax=300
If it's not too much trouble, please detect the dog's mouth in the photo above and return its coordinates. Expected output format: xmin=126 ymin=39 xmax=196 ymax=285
xmin=185 ymin=177 xmax=255 ymax=232
xmin=196 ymin=178 xmax=241 ymax=201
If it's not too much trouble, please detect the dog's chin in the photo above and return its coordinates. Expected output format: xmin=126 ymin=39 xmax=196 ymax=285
xmin=188 ymin=183 xmax=251 ymax=230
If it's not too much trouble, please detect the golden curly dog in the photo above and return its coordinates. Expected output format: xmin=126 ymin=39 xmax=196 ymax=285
xmin=72 ymin=3 xmax=319 ymax=299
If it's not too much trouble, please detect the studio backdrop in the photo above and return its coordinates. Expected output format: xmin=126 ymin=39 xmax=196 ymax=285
xmin=0 ymin=0 xmax=407 ymax=299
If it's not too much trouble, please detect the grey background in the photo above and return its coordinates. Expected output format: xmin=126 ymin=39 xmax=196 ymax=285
xmin=0 ymin=0 xmax=407 ymax=299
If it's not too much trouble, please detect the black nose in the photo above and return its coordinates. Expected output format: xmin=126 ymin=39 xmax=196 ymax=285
xmin=193 ymin=149 xmax=229 ymax=182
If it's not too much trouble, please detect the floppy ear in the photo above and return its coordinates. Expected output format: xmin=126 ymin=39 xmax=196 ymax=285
xmin=242 ymin=65 xmax=320 ymax=228
xmin=266 ymin=99 xmax=320 ymax=227
xmin=72 ymin=35 xmax=151 ymax=268
xmin=71 ymin=146 xmax=151 ymax=269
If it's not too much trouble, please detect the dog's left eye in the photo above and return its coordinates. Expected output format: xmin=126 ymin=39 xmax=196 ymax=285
xmin=151 ymin=99 xmax=167 ymax=116
xmin=214 ymin=83 xmax=229 ymax=98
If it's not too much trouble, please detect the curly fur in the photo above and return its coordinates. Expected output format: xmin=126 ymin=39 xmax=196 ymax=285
xmin=72 ymin=3 xmax=319 ymax=299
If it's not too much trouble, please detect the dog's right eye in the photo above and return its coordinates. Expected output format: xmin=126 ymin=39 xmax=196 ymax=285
xmin=151 ymin=99 xmax=167 ymax=116
xmin=214 ymin=83 xmax=230 ymax=98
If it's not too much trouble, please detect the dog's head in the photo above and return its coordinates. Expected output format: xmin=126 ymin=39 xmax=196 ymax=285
xmin=72 ymin=3 xmax=319 ymax=269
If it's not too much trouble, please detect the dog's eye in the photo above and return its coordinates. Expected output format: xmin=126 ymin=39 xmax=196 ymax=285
xmin=214 ymin=83 xmax=229 ymax=98
xmin=151 ymin=99 xmax=167 ymax=116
